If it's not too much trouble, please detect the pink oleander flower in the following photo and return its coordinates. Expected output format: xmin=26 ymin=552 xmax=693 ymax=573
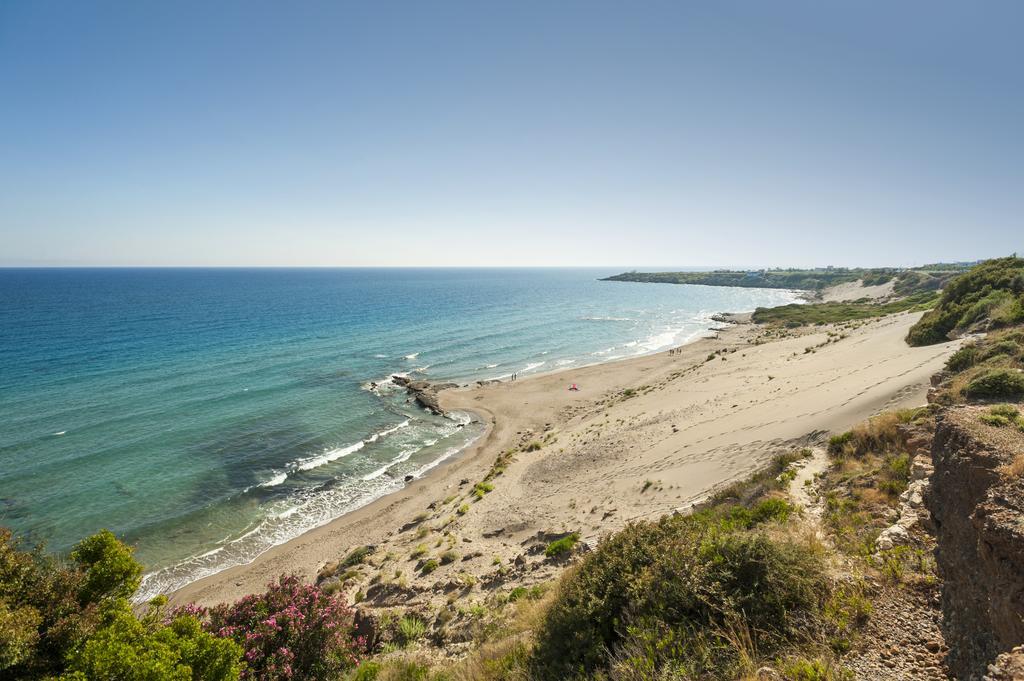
xmin=201 ymin=573 xmax=361 ymax=680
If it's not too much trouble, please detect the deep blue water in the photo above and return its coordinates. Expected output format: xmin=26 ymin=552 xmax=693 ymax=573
xmin=0 ymin=268 xmax=800 ymax=597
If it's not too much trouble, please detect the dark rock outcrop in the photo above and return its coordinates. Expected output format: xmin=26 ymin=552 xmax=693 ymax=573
xmin=928 ymin=406 xmax=1024 ymax=680
xmin=391 ymin=376 xmax=457 ymax=415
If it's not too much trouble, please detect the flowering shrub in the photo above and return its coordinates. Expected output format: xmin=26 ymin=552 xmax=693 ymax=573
xmin=201 ymin=574 xmax=362 ymax=680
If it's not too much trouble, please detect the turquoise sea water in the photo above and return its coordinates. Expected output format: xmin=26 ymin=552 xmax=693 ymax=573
xmin=0 ymin=268 xmax=801 ymax=598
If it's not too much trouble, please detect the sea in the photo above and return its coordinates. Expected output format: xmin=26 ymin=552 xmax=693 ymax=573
xmin=0 ymin=268 xmax=802 ymax=599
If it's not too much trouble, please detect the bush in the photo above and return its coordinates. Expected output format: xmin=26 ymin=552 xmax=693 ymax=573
xmin=340 ymin=546 xmax=373 ymax=568
xmin=70 ymin=529 xmax=143 ymax=604
xmin=396 ymin=616 xmax=426 ymax=646
xmin=420 ymin=560 xmax=439 ymax=575
xmin=65 ymin=599 xmax=241 ymax=681
xmin=472 ymin=482 xmax=495 ymax=500
xmin=965 ymin=369 xmax=1024 ymax=399
xmin=530 ymin=513 xmax=830 ymax=680
xmin=1 ymin=527 xmax=239 ymax=680
xmin=946 ymin=344 xmax=980 ymax=372
xmin=827 ymin=432 xmax=853 ymax=456
xmin=907 ymin=256 xmax=1024 ymax=346
xmin=350 ymin=659 xmax=436 ymax=680
xmin=980 ymin=404 xmax=1024 ymax=431
xmin=544 ymin=533 xmax=580 ymax=558
xmin=204 ymin=574 xmax=361 ymax=680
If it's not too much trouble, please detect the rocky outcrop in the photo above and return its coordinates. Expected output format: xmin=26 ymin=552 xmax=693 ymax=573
xmin=928 ymin=406 xmax=1024 ymax=680
xmin=391 ymin=375 xmax=457 ymax=415
xmin=876 ymin=430 xmax=935 ymax=551
xmin=985 ymin=646 xmax=1024 ymax=681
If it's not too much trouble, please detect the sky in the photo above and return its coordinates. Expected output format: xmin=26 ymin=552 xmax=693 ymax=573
xmin=0 ymin=1 xmax=1021 ymax=268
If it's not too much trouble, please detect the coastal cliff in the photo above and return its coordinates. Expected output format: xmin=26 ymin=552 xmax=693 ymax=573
xmin=929 ymin=406 xmax=1024 ymax=680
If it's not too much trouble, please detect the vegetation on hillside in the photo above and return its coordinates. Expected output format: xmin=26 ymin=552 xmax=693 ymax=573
xmin=899 ymin=257 xmax=1024 ymax=405
xmin=601 ymin=265 xmax=968 ymax=292
xmin=824 ymin=409 xmax=931 ymax=560
xmin=0 ymin=528 xmax=361 ymax=680
xmin=751 ymin=291 xmax=937 ymax=327
xmin=351 ymin=451 xmax=878 ymax=680
xmin=906 ymin=256 xmax=1024 ymax=346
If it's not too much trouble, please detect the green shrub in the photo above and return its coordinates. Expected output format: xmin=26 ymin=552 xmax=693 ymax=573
xmin=341 ymin=545 xmax=373 ymax=568
xmin=907 ymin=256 xmax=1024 ymax=346
xmin=946 ymin=344 xmax=980 ymax=372
xmin=530 ymin=514 xmax=829 ymax=680
xmin=70 ymin=529 xmax=143 ymax=603
xmin=472 ymin=481 xmax=495 ymax=500
xmin=0 ymin=528 xmax=240 ymax=680
xmin=65 ymin=601 xmax=241 ymax=681
xmin=980 ymin=404 xmax=1024 ymax=430
xmin=823 ymin=582 xmax=872 ymax=651
xmin=397 ymin=616 xmax=427 ymax=646
xmin=965 ymin=369 xmax=1024 ymax=399
xmin=827 ymin=432 xmax=853 ymax=456
xmin=751 ymin=497 xmax=796 ymax=524
xmin=544 ymin=533 xmax=580 ymax=558
xmin=752 ymin=292 xmax=937 ymax=327
xmin=439 ymin=550 xmax=459 ymax=565
xmin=420 ymin=559 xmax=439 ymax=575
xmin=350 ymin=659 xmax=436 ymax=680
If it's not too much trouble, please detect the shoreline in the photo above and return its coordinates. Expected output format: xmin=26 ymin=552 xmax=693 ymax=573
xmin=160 ymin=301 xmax=784 ymax=601
xmin=170 ymin=309 xmax=960 ymax=607
xmin=166 ymin=319 xmax=744 ymax=606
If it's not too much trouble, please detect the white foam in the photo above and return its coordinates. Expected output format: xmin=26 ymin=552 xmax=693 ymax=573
xmin=638 ymin=329 xmax=679 ymax=353
xmin=366 ymin=419 xmax=410 ymax=443
xmin=135 ymin=422 xmax=485 ymax=604
xmin=259 ymin=471 xmax=288 ymax=487
xmin=275 ymin=506 xmax=300 ymax=519
xmin=291 ymin=419 xmax=411 ymax=472
xmin=374 ymin=354 xmax=388 ymax=358
xmin=522 ymin=361 xmax=546 ymax=373
xmin=361 ymin=446 xmax=418 ymax=481
xmin=556 ymin=359 xmax=576 ymax=366
xmin=53 ymin=431 xmax=65 ymax=436
xmin=293 ymin=440 xmax=365 ymax=472
xmin=404 ymin=352 xmax=419 ymax=360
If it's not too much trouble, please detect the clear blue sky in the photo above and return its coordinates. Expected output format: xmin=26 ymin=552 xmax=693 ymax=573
xmin=1 ymin=1 xmax=1021 ymax=267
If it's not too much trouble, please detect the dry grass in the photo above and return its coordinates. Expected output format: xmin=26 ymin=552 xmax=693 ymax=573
xmin=447 ymin=590 xmax=556 ymax=681
xmin=998 ymin=453 xmax=1024 ymax=479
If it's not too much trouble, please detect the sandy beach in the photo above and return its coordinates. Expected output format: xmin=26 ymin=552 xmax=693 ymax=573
xmin=172 ymin=310 xmax=960 ymax=608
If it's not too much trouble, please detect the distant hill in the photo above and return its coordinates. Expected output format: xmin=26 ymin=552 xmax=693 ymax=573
xmin=602 ymin=265 xmax=970 ymax=293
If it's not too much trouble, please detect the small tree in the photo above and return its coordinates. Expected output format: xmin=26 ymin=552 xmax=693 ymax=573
xmin=2 ymin=526 xmax=240 ymax=680
xmin=70 ymin=529 xmax=142 ymax=603
xmin=63 ymin=597 xmax=241 ymax=680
